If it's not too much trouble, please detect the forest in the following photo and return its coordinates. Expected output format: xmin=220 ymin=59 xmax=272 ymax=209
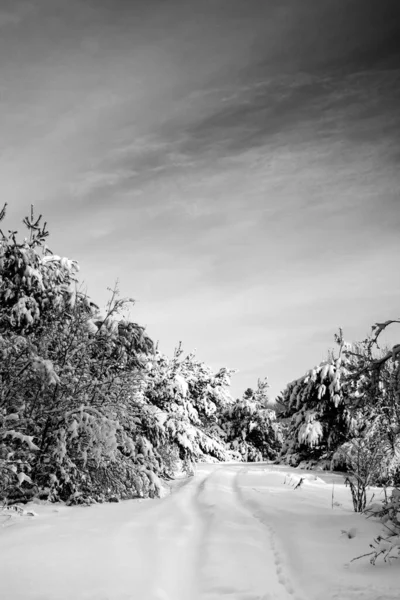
xmin=1 ymin=205 xmax=399 ymax=561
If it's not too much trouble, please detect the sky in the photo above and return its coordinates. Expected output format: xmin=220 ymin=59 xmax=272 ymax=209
xmin=1 ymin=0 xmax=400 ymax=400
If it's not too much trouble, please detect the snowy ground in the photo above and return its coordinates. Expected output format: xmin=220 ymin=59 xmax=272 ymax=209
xmin=0 ymin=463 xmax=399 ymax=600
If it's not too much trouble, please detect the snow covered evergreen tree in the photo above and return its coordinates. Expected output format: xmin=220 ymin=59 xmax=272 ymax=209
xmin=277 ymin=330 xmax=354 ymax=467
xmin=221 ymin=378 xmax=283 ymax=461
xmin=278 ymin=321 xmax=400 ymax=484
xmin=0 ymin=205 xmax=157 ymax=503
xmin=333 ymin=320 xmax=400 ymax=487
xmin=140 ymin=343 xmax=236 ymax=472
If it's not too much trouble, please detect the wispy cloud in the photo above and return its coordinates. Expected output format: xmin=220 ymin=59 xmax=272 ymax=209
xmin=0 ymin=1 xmax=34 ymax=28
xmin=1 ymin=0 xmax=399 ymax=398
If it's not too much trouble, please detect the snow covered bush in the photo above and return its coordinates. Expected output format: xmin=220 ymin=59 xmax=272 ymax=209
xmin=334 ymin=438 xmax=385 ymax=512
xmin=354 ymin=488 xmax=400 ymax=564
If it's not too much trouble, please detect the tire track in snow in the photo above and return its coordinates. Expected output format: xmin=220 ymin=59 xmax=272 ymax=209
xmin=232 ymin=467 xmax=305 ymax=600
xmin=109 ymin=466 xmax=307 ymax=600
xmin=111 ymin=468 xmax=225 ymax=600
xmin=191 ymin=465 xmax=297 ymax=600
xmin=192 ymin=466 xmax=270 ymax=600
xmin=191 ymin=467 xmax=226 ymax=599
xmin=147 ymin=470 xmax=215 ymax=600
xmin=110 ymin=472 xmax=211 ymax=600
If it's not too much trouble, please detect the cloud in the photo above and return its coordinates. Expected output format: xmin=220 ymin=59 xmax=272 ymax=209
xmin=0 ymin=0 xmax=399 ymax=401
xmin=0 ymin=2 xmax=34 ymax=28
xmin=69 ymin=169 xmax=137 ymax=199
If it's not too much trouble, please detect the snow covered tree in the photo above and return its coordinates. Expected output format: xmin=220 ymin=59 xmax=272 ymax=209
xmin=140 ymin=343 xmax=237 ymax=472
xmin=278 ymin=320 xmax=400 ymax=483
xmin=0 ymin=205 xmax=157 ymax=503
xmin=333 ymin=320 xmax=400 ymax=488
xmin=222 ymin=378 xmax=283 ymax=461
xmin=277 ymin=330 xmax=354 ymax=467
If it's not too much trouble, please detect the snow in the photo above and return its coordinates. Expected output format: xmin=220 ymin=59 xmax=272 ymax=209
xmin=1 ymin=463 xmax=399 ymax=600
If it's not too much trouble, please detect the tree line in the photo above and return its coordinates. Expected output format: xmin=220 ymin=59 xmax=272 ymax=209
xmin=1 ymin=205 xmax=399 ymax=515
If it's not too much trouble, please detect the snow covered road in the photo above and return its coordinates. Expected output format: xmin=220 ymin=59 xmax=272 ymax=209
xmin=1 ymin=464 xmax=399 ymax=600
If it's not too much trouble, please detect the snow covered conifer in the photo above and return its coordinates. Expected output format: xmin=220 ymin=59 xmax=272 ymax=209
xmin=0 ymin=206 xmax=155 ymax=503
xmin=278 ymin=331 xmax=353 ymax=467
xmin=222 ymin=378 xmax=283 ymax=461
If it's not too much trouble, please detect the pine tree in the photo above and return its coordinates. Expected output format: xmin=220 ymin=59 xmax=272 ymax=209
xmin=222 ymin=378 xmax=283 ymax=461
xmin=277 ymin=330 xmax=353 ymax=467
